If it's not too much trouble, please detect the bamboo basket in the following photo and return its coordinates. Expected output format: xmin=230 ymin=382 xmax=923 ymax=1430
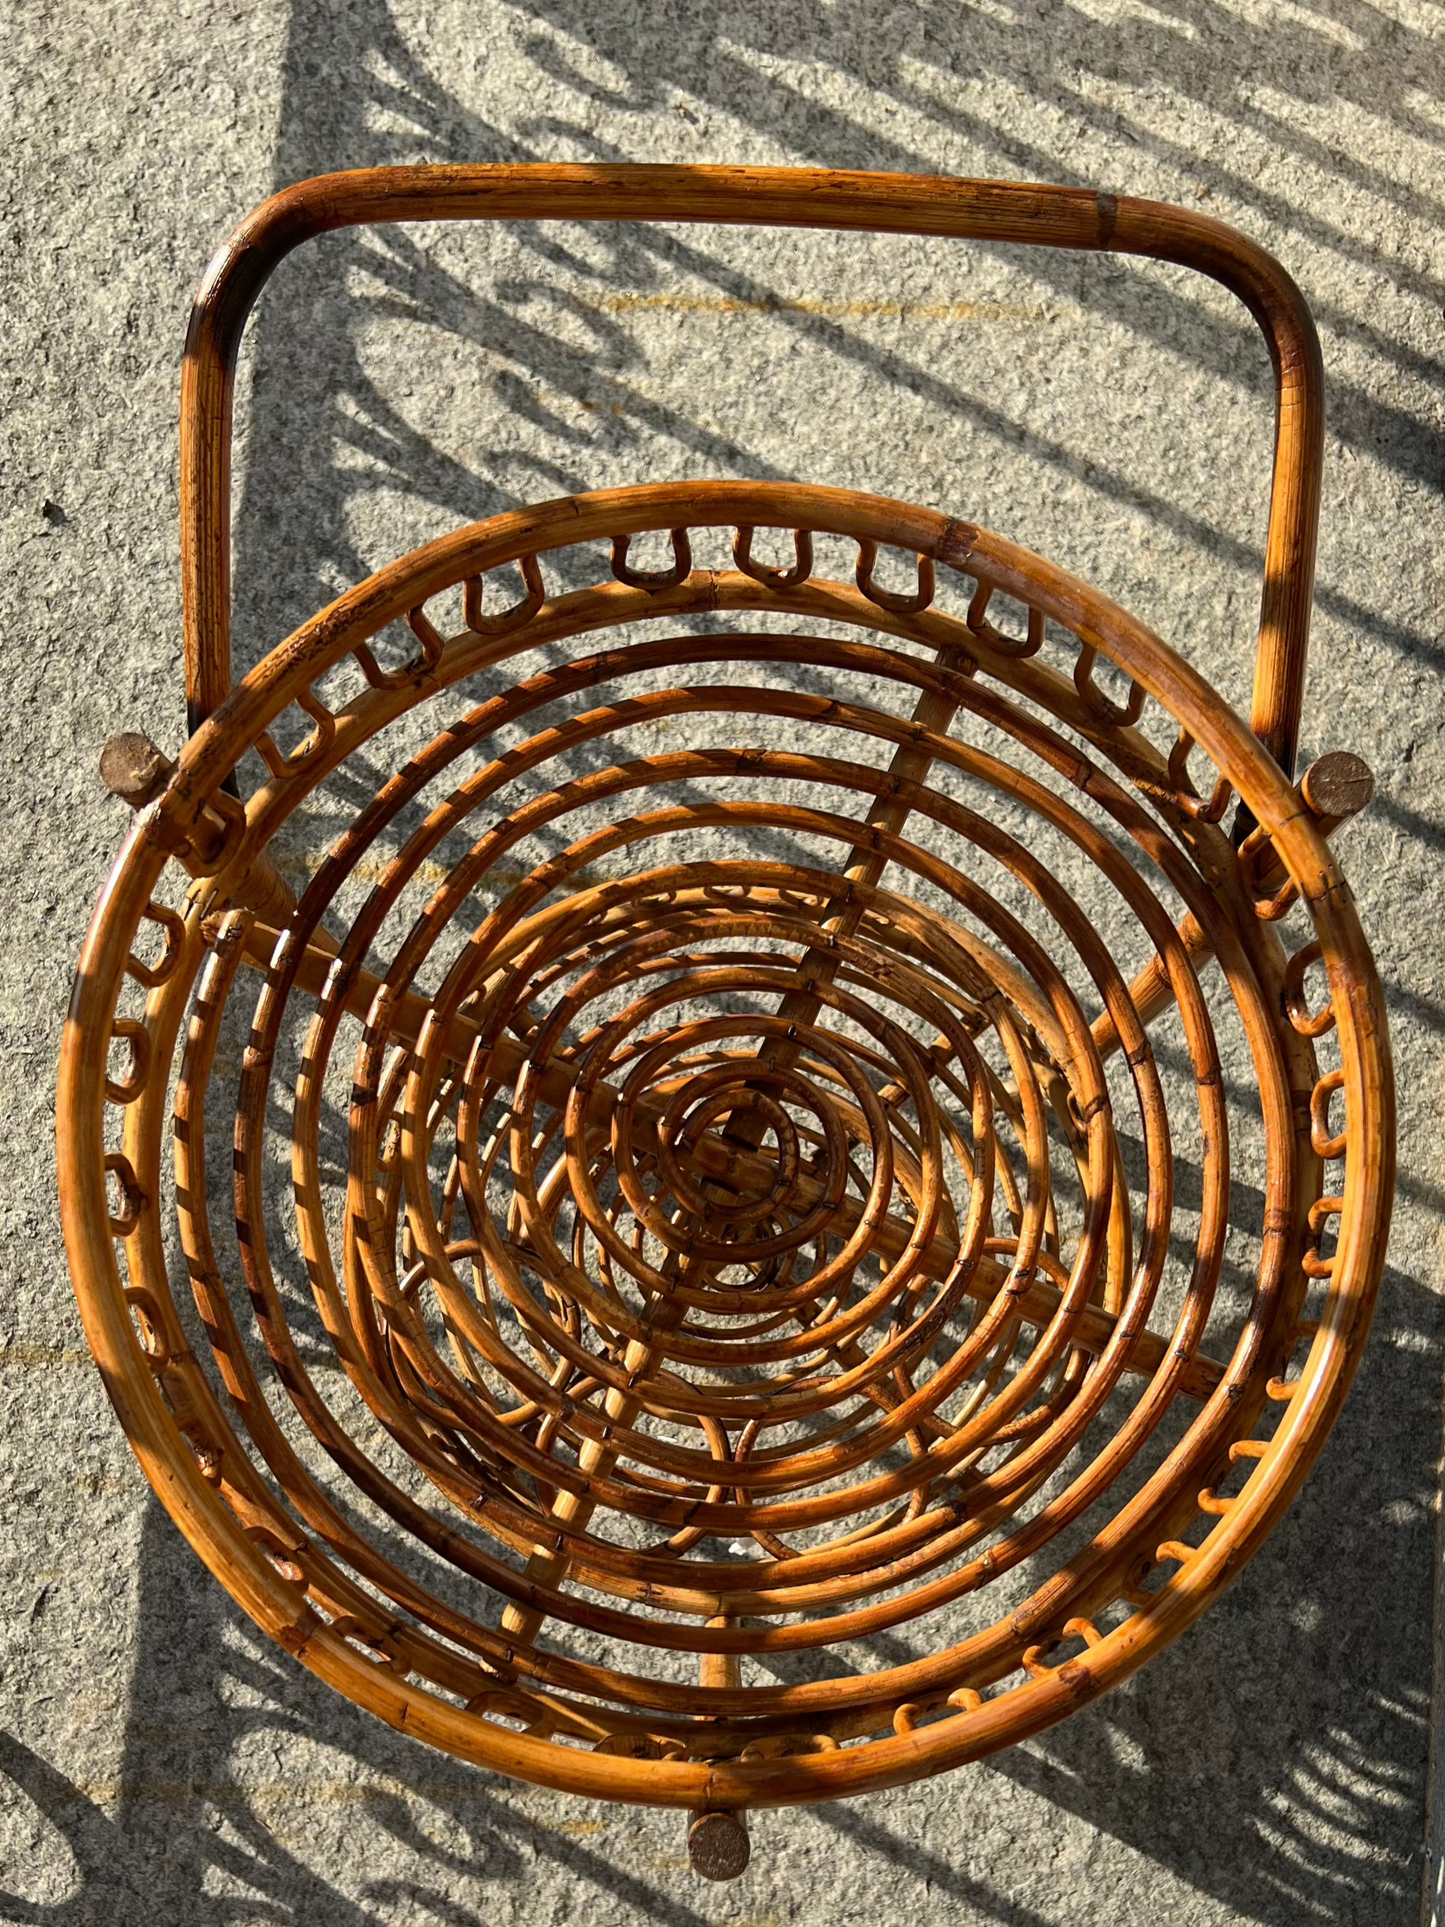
xmin=58 ymin=168 xmax=1393 ymax=1881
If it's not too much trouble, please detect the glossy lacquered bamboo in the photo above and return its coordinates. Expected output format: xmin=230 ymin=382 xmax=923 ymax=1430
xmin=181 ymin=165 xmax=1322 ymax=775
xmin=59 ymin=170 xmax=1391 ymax=1850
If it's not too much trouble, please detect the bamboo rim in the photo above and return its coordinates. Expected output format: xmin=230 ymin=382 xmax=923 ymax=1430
xmin=59 ymin=480 xmax=1393 ymax=1809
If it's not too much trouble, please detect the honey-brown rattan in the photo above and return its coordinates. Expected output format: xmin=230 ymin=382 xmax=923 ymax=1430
xmin=58 ymin=168 xmax=1393 ymax=1840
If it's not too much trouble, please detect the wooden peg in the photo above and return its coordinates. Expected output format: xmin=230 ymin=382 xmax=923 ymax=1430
xmin=1298 ymin=749 xmax=1374 ymax=827
xmin=687 ymin=1809 xmax=750 ymax=1881
xmin=99 ymin=729 xmax=295 ymax=925
xmin=100 ymin=731 xmax=176 ymax=809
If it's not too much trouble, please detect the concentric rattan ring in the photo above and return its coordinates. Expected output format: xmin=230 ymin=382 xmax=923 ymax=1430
xmin=60 ymin=477 xmax=1392 ymax=1812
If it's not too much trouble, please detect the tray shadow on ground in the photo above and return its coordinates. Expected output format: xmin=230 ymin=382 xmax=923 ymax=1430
xmin=7 ymin=2 xmax=1444 ymax=1921
xmin=0 ymin=1280 xmax=1436 ymax=1926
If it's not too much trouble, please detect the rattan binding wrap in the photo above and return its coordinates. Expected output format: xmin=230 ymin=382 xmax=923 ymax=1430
xmin=59 ymin=169 xmax=1393 ymax=1841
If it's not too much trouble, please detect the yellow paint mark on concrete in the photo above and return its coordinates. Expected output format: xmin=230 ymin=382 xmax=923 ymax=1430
xmin=47 ymin=1777 xmax=619 ymax=1828
xmin=0 ymin=1342 xmax=89 ymax=1368
xmin=594 ymin=293 xmax=1048 ymax=322
xmin=56 ymin=1776 xmax=404 ymax=1808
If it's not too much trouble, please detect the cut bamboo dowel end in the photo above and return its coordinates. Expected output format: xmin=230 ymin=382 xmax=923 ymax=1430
xmin=100 ymin=731 xmax=175 ymax=809
xmin=687 ymin=1810 xmax=751 ymax=1881
xmin=1299 ymin=749 xmax=1374 ymax=825
xmin=99 ymin=730 xmax=297 ymax=926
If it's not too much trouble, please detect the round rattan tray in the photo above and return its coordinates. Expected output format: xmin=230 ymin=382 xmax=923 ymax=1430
xmin=58 ymin=168 xmax=1393 ymax=1875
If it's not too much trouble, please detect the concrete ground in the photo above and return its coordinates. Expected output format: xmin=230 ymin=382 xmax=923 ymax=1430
xmin=3 ymin=2 xmax=1444 ymax=1922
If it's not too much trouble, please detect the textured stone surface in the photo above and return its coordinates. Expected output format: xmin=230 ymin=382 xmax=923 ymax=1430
xmin=2 ymin=3 xmax=1444 ymax=1923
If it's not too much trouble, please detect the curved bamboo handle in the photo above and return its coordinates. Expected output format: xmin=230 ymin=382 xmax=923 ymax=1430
xmin=181 ymin=164 xmax=1323 ymax=776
